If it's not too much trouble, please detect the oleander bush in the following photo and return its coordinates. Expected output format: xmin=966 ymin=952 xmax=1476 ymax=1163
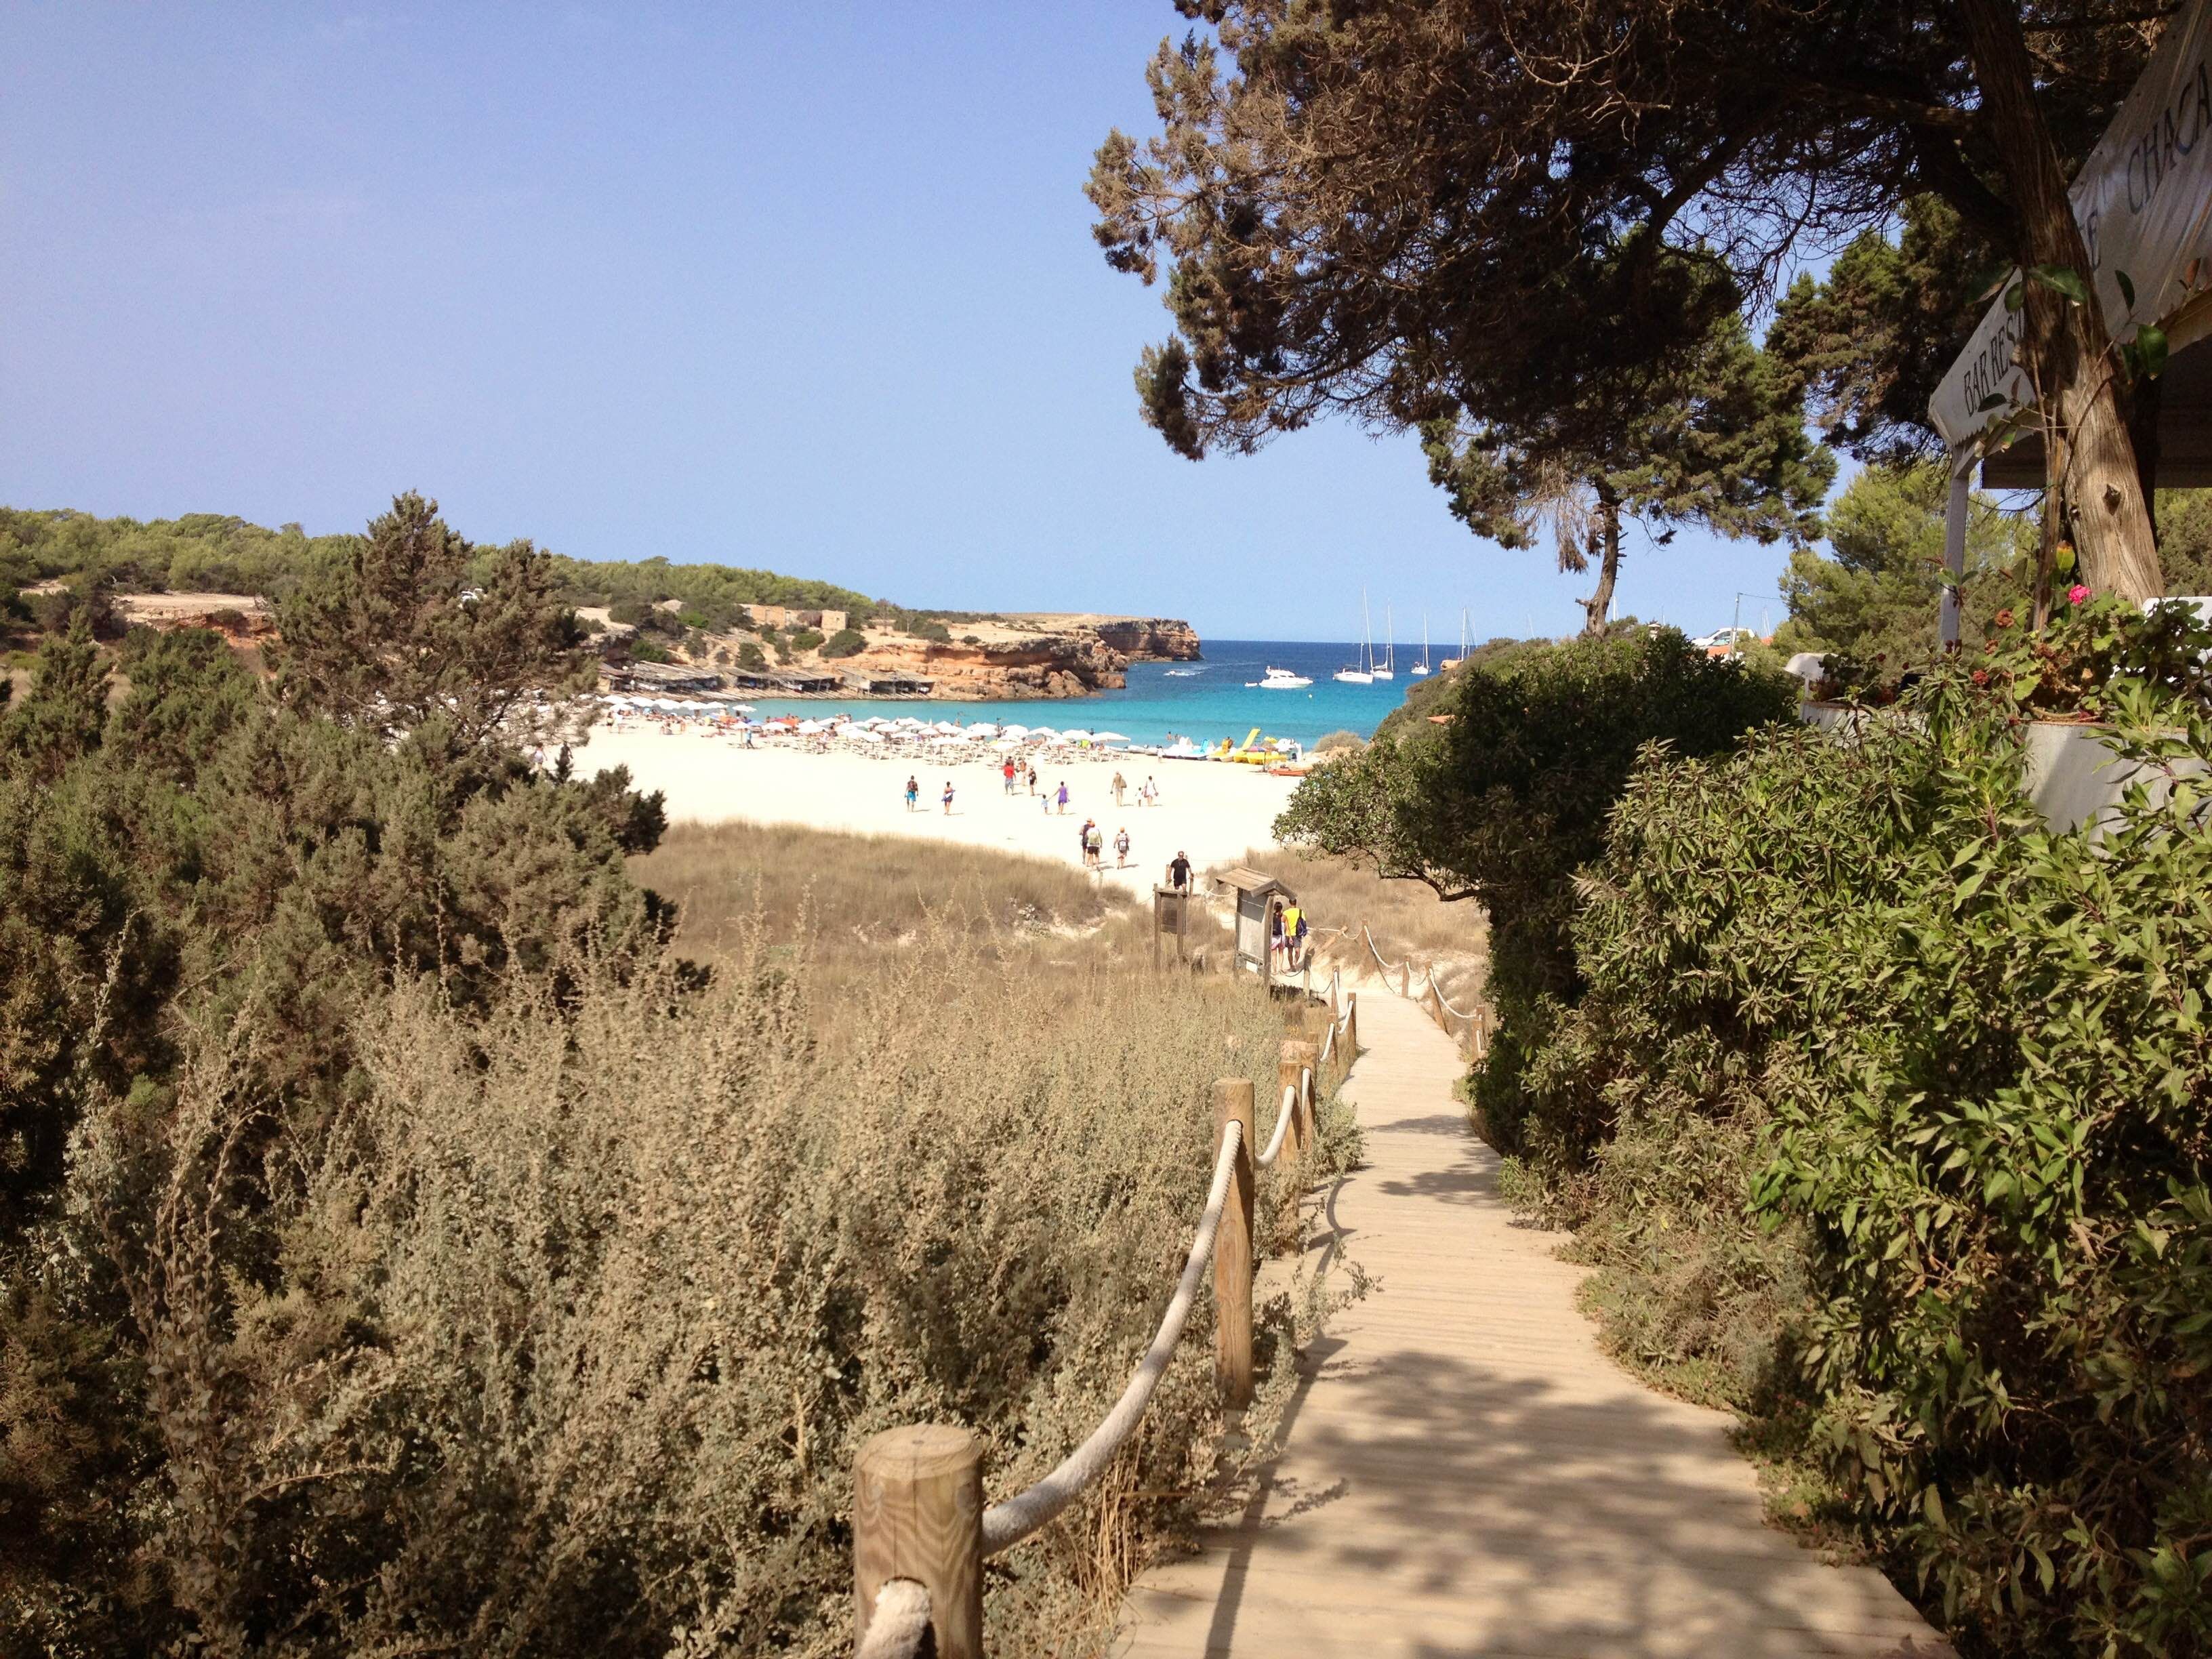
xmin=1517 ymin=667 xmax=2212 ymax=1657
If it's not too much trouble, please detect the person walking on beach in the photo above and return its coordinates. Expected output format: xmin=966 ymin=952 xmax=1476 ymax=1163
xmin=942 ymin=780 xmax=956 ymax=815
xmin=1143 ymin=775 xmax=1160 ymax=808
xmin=1283 ymin=899 xmax=1305 ymax=970
xmin=1003 ymin=758 xmax=1017 ymax=794
xmin=1168 ymin=850 xmax=1191 ymax=893
xmin=1079 ymin=818 xmax=1095 ymax=867
xmin=1112 ymin=771 xmax=1126 ymax=806
xmin=1055 ymin=781 xmax=1069 ymax=815
xmin=1113 ymin=826 xmax=1131 ymax=869
xmin=904 ymin=775 xmax=919 ymax=813
xmin=1027 ymin=763 xmax=1038 ymax=796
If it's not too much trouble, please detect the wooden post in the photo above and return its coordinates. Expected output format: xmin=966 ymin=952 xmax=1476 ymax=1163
xmin=1345 ymin=993 xmax=1357 ymax=1059
xmin=1275 ymin=1042 xmax=1305 ymax=1170
xmin=1286 ymin=1039 xmax=1317 ymax=1157
xmin=1212 ymin=1078 xmax=1256 ymax=1408
xmin=1401 ymin=961 xmax=1412 ymax=997
xmin=854 ymin=1424 xmax=984 ymax=1659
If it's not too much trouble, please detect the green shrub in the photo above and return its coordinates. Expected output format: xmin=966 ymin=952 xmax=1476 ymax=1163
xmin=819 ymin=628 xmax=866 ymax=659
xmin=790 ymin=628 xmax=825 ymax=653
xmin=1313 ymin=729 xmax=1364 ymax=754
xmin=1278 ymin=627 xmax=1795 ymax=1147
xmin=1523 ymin=670 xmax=2212 ymax=1657
xmin=737 ymin=640 xmax=766 ymax=671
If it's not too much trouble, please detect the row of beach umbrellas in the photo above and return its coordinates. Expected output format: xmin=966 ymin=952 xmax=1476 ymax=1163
xmin=598 ymin=697 xmax=1131 ymax=747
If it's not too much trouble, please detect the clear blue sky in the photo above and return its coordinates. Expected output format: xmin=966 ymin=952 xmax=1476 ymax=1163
xmin=1 ymin=3 xmax=1813 ymax=643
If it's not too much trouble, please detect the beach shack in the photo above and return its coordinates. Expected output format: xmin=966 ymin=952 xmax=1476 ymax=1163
xmin=1215 ymin=866 xmax=1296 ymax=987
xmin=606 ymin=661 xmax=725 ymax=695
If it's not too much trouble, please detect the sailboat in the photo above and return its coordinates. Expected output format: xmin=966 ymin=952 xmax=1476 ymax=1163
xmin=1410 ymin=613 xmax=1432 ymax=676
xmin=1371 ymin=605 xmax=1395 ymax=679
xmin=1333 ymin=591 xmax=1376 ymax=684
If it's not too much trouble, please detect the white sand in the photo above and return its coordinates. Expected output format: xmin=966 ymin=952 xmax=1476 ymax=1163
xmin=575 ymin=724 xmax=1298 ymax=893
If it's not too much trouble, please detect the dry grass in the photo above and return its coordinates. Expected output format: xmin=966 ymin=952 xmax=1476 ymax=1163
xmin=638 ymin=822 xmax=1241 ymax=1014
xmin=1216 ymin=844 xmax=1490 ymax=1008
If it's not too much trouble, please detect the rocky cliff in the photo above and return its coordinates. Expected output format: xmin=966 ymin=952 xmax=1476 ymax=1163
xmin=1006 ymin=615 xmax=1202 ymax=664
xmin=840 ymin=615 xmax=1200 ymax=699
xmin=654 ymin=613 xmax=1202 ymax=700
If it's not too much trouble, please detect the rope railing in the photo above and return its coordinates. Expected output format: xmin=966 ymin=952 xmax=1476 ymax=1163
xmin=1359 ymin=924 xmax=1489 ymax=1060
xmin=851 ymin=991 xmax=1360 ymax=1659
xmin=855 ymin=1581 xmax=934 ymax=1659
xmin=979 ymin=1115 xmax=1243 ymax=1555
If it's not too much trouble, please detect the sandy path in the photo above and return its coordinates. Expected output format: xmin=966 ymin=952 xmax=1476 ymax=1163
xmin=574 ymin=724 xmax=1300 ymax=894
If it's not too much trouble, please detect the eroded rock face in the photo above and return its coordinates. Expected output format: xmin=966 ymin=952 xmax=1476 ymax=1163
xmin=1088 ymin=618 xmax=1202 ymax=662
xmin=844 ymin=630 xmax=1137 ymax=699
xmin=665 ymin=614 xmax=1203 ymax=700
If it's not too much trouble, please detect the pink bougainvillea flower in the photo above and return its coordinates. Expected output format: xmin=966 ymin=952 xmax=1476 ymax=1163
xmin=2068 ymin=583 xmax=2091 ymax=605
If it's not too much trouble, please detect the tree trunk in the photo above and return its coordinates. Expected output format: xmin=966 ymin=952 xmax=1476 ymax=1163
xmin=1957 ymin=0 xmax=2163 ymax=602
xmin=1580 ymin=494 xmax=1622 ymax=636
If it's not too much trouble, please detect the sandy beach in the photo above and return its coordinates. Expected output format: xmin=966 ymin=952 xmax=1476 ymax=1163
xmin=575 ymin=722 xmax=1300 ymax=894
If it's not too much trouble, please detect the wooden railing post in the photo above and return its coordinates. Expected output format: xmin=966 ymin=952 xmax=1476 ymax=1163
xmin=1212 ymin=1078 xmax=1256 ymax=1408
xmin=1345 ymin=993 xmax=1358 ymax=1061
xmin=855 ymin=1425 xmax=984 ymax=1659
xmin=1275 ymin=1042 xmax=1305 ymax=1170
xmin=1287 ymin=1039 xmax=1318 ymax=1156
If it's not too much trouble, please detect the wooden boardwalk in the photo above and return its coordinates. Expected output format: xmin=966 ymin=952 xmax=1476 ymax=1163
xmin=1115 ymin=985 xmax=1952 ymax=1659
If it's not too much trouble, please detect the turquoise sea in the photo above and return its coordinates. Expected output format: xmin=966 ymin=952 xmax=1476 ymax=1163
xmin=725 ymin=638 xmax=1436 ymax=749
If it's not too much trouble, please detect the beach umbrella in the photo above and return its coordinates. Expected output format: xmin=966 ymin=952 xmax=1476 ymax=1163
xmin=933 ymin=720 xmax=960 ymax=734
xmin=930 ymin=733 xmax=966 ymax=747
xmin=860 ymin=729 xmax=887 ymax=743
xmin=1092 ymin=731 xmax=1129 ymax=743
xmin=1028 ymin=726 xmax=1058 ymax=738
xmin=998 ymin=723 xmax=1030 ymax=737
xmin=796 ymin=719 xmax=828 ymax=734
xmin=967 ymin=722 xmax=1000 ymax=737
xmin=962 ymin=728 xmax=992 ymax=741
xmin=733 ymin=703 xmax=756 ymax=713
xmin=1060 ymin=729 xmax=1094 ymax=743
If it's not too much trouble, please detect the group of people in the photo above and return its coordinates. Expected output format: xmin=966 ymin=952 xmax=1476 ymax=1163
xmin=899 ymin=765 xmax=1174 ymax=880
xmin=903 ymin=775 xmax=958 ymax=814
xmin=1270 ymin=897 xmax=1310 ymax=972
xmin=1109 ymin=771 xmax=1162 ymax=809
xmin=1077 ymin=818 xmax=1134 ymax=872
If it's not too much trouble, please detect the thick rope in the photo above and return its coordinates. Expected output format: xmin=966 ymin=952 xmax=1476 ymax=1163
xmin=980 ymin=1117 xmax=1244 ymax=1556
xmin=1253 ymin=1084 xmax=1297 ymax=1169
xmin=1364 ymin=923 xmax=1397 ymax=979
xmin=855 ymin=1578 xmax=933 ymax=1659
xmin=1422 ymin=969 xmax=1479 ymax=1024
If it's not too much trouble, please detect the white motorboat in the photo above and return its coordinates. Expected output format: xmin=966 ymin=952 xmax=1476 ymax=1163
xmin=1334 ymin=590 xmax=1379 ymax=683
xmin=1251 ymin=666 xmax=1313 ymax=689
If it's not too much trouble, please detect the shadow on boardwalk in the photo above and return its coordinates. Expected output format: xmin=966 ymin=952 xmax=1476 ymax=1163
xmin=1115 ymin=985 xmax=1950 ymax=1659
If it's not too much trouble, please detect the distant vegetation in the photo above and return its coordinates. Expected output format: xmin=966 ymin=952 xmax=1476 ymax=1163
xmin=0 ymin=503 xmax=888 ymax=636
